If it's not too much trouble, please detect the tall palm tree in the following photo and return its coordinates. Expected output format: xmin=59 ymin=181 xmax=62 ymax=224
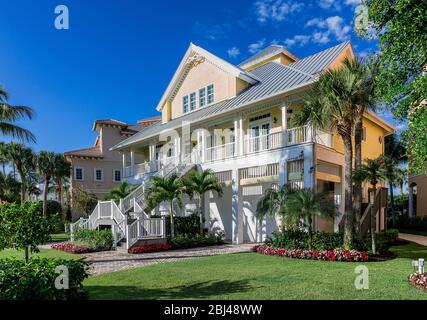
xmin=0 ymin=85 xmax=36 ymax=143
xmin=5 ymin=142 xmax=36 ymax=203
xmin=256 ymin=184 xmax=293 ymax=230
xmin=395 ymin=167 xmax=407 ymax=195
xmin=0 ymin=171 xmax=20 ymax=203
xmin=385 ymin=134 xmax=407 ymax=164
xmin=37 ymin=151 xmax=57 ymax=216
xmin=283 ymin=188 xmax=336 ymax=249
xmin=0 ymin=142 xmax=9 ymax=175
xmin=183 ymin=169 xmax=224 ymax=234
xmin=52 ymin=154 xmax=71 ymax=206
xmin=381 ymin=155 xmax=398 ymax=226
xmin=145 ymin=173 xmax=186 ymax=238
xmin=354 ymin=157 xmax=386 ymax=254
xmin=105 ymin=181 xmax=136 ymax=203
xmin=293 ymin=63 xmax=361 ymax=248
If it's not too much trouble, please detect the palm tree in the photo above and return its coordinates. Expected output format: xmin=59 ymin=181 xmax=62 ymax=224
xmin=256 ymin=184 xmax=293 ymax=230
xmin=105 ymin=181 xmax=136 ymax=203
xmin=52 ymin=154 xmax=71 ymax=206
xmin=385 ymin=134 xmax=407 ymax=164
xmin=293 ymin=62 xmax=361 ymax=248
xmin=381 ymin=155 xmax=398 ymax=226
xmin=145 ymin=173 xmax=186 ymax=238
xmin=183 ymin=169 xmax=224 ymax=234
xmin=395 ymin=167 xmax=407 ymax=195
xmin=354 ymin=157 xmax=386 ymax=254
xmin=0 ymin=171 xmax=20 ymax=203
xmin=0 ymin=142 xmax=9 ymax=175
xmin=0 ymin=85 xmax=36 ymax=143
xmin=5 ymin=142 xmax=36 ymax=203
xmin=283 ymin=188 xmax=336 ymax=249
xmin=37 ymin=151 xmax=57 ymax=216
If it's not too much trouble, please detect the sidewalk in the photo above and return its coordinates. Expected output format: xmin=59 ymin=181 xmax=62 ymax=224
xmin=399 ymin=233 xmax=427 ymax=247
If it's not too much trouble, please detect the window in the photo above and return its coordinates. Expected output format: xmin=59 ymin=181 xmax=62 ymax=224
xmin=362 ymin=127 xmax=366 ymax=142
xmin=113 ymin=169 xmax=121 ymax=182
xmin=94 ymin=168 xmax=103 ymax=182
xmin=207 ymin=84 xmax=214 ymax=104
xmin=190 ymin=92 xmax=196 ymax=111
xmin=199 ymin=87 xmax=206 ymax=108
xmin=74 ymin=167 xmax=84 ymax=181
xmin=183 ymin=95 xmax=189 ymax=113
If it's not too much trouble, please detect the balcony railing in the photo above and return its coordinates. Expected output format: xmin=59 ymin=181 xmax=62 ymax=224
xmin=245 ymin=131 xmax=282 ymax=154
xmin=205 ymin=142 xmax=235 ymax=162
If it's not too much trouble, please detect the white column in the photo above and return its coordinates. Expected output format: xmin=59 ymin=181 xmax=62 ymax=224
xmin=130 ymin=150 xmax=135 ymax=175
xmin=231 ymin=169 xmax=243 ymax=244
xmin=122 ymin=152 xmax=127 ymax=172
xmin=408 ymin=186 xmax=414 ymax=218
xmin=238 ymin=114 xmax=244 ymax=156
xmin=201 ymin=129 xmax=206 ymax=163
xmin=234 ymin=118 xmax=238 ymax=157
xmin=281 ymin=103 xmax=287 ymax=147
xmin=303 ymin=145 xmax=315 ymax=189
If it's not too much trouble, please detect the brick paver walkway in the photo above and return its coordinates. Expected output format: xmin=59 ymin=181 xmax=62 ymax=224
xmin=82 ymin=243 xmax=255 ymax=275
xmin=399 ymin=233 xmax=427 ymax=247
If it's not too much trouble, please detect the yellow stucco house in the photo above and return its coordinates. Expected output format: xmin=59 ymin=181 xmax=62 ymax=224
xmin=71 ymin=41 xmax=395 ymax=247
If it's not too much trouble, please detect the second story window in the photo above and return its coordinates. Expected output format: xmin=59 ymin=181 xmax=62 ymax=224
xmin=199 ymin=87 xmax=206 ymax=108
xmin=183 ymin=96 xmax=189 ymax=113
xmin=207 ymin=84 xmax=214 ymax=104
xmin=113 ymin=169 xmax=121 ymax=182
xmin=190 ymin=92 xmax=196 ymax=111
xmin=94 ymin=168 xmax=103 ymax=182
xmin=74 ymin=167 xmax=84 ymax=181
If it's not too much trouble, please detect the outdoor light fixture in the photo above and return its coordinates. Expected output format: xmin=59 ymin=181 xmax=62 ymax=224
xmin=412 ymin=258 xmax=425 ymax=273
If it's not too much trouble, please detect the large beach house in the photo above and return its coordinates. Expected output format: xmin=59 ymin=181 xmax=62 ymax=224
xmin=71 ymin=41 xmax=395 ymax=248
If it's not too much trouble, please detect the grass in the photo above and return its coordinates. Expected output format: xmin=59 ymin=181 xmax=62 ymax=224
xmin=84 ymin=241 xmax=427 ymax=300
xmin=0 ymin=248 xmax=79 ymax=260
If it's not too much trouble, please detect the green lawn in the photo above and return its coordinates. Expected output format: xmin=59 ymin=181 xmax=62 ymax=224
xmin=0 ymin=248 xmax=79 ymax=260
xmin=84 ymin=241 xmax=427 ymax=300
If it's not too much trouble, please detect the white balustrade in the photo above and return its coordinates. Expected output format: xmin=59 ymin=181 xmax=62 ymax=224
xmin=287 ymin=125 xmax=310 ymax=146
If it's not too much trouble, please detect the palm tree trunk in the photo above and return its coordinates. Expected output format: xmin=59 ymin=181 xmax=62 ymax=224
xmin=24 ymin=246 xmax=29 ymax=263
xmin=58 ymin=178 xmax=63 ymax=206
xmin=43 ymin=176 xmax=49 ymax=217
xmin=389 ymin=181 xmax=396 ymax=226
xmin=353 ymin=119 xmax=363 ymax=239
xmin=199 ymin=194 xmax=204 ymax=235
xmin=370 ymin=186 xmax=377 ymax=254
xmin=18 ymin=167 xmax=26 ymax=204
xmin=342 ymin=134 xmax=354 ymax=249
xmin=169 ymin=202 xmax=175 ymax=239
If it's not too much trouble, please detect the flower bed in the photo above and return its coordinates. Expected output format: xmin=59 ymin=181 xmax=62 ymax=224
xmin=128 ymin=243 xmax=172 ymax=254
xmin=409 ymin=272 xmax=427 ymax=292
xmin=253 ymin=245 xmax=369 ymax=262
xmin=51 ymin=242 xmax=92 ymax=254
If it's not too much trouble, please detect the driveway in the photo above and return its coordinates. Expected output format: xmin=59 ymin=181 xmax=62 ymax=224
xmin=82 ymin=243 xmax=255 ymax=275
xmin=399 ymin=233 xmax=427 ymax=247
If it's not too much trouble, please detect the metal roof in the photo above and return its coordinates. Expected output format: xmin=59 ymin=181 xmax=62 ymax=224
xmin=111 ymin=41 xmax=349 ymax=151
xmin=238 ymin=45 xmax=300 ymax=69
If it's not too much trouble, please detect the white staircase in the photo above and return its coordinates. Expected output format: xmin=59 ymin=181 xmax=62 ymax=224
xmin=70 ymin=153 xmax=197 ymax=249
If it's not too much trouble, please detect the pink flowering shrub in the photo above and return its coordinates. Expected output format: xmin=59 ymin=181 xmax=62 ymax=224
xmin=51 ymin=242 xmax=92 ymax=254
xmin=128 ymin=243 xmax=172 ymax=254
xmin=252 ymin=245 xmax=369 ymax=262
xmin=409 ymin=273 xmax=427 ymax=292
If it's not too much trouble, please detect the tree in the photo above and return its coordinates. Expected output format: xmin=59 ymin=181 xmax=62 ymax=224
xmin=183 ymin=169 xmax=224 ymax=235
xmin=356 ymin=0 xmax=426 ymax=173
xmin=283 ymin=188 xmax=336 ymax=250
xmin=381 ymin=155 xmax=398 ymax=226
xmin=105 ymin=181 xmax=136 ymax=203
xmin=293 ymin=62 xmax=360 ymax=248
xmin=385 ymin=134 xmax=407 ymax=164
xmin=37 ymin=151 xmax=57 ymax=217
xmin=0 ymin=172 xmax=20 ymax=203
xmin=354 ymin=157 xmax=386 ymax=254
xmin=256 ymin=184 xmax=293 ymax=230
xmin=395 ymin=167 xmax=407 ymax=195
xmin=0 ymin=142 xmax=9 ymax=175
xmin=0 ymin=201 xmax=53 ymax=262
xmin=71 ymin=186 xmax=98 ymax=217
xmin=52 ymin=154 xmax=71 ymax=206
xmin=5 ymin=142 xmax=36 ymax=203
xmin=0 ymin=85 xmax=36 ymax=143
xmin=145 ymin=173 xmax=186 ymax=239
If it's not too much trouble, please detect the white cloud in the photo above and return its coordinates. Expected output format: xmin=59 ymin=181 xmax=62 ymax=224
xmin=284 ymin=34 xmax=311 ymax=48
xmin=344 ymin=0 xmax=361 ymax=6
xmin=227 ymin=47 xmax=241 ymax=58
xmin=248 ymin=39 xmax=266 ymax=53
xmin=305 ymin=16 xmax=351 ymax=42
xmin=255 ymin=0 xmax=304 ymax=23
xmin=318 ymin=0 xmax=341 ymax=10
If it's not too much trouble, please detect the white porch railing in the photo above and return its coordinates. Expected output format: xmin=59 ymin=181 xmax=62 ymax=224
xmin=315 ymin=129 xmax=333 ymax=148
xmin=245 ymin=131 xmax=282 ymax=154
xmin=126 ymin=217 xmax=165 ymax=249
xmin=287 ymin=125 xmax=311 ymax=146
xmin=205 ymin=142 xmax=235 ymax=162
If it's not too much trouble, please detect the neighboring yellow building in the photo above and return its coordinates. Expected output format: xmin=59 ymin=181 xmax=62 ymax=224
xmin=409 ymin=174 xmax=427 ymax=218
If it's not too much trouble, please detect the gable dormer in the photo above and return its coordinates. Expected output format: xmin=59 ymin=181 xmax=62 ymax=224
xmin=157 ymin=43 xmax=259 ymax=123
xmin=238 ymin=45 xmax=299 ymax=71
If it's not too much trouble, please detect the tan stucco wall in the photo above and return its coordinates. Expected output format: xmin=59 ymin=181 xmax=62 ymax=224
xmin=409 ymin=174 xmax=427 ymax=217
xmin=243 ymin=53 xmax=295 ymax=71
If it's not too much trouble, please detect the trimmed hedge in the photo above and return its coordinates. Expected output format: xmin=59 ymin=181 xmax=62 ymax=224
xmin=265 ymin=230 xmax=343 ymax=251
xmin=72 ymin=228 xmax=113 ymax=252
xmin=167 ymin=232 xmax=225 ymax=249
xmin=0 ymin=258 xmax=89 ymax=300
xmin=164 ymin=214 xmax=200 ymax=236
xmin=397 ymin=216 xmax=427 ymax=232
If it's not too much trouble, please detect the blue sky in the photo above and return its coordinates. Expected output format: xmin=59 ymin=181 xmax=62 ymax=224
xmin=0 ymin=0 xmax=401 ymax=153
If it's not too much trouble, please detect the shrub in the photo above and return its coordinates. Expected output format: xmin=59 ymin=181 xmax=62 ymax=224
xmin=164 ymin=214 xmax=200 ymax=236
xmin=360 ymin=229 xmax=400 ymax=254
xmin=311 ymin=232 xmax=343 ymax=250
xmin=51 ymin=242 xmax=92 ymax=254
xmin=73 ymin=228 xmax=113 ymax=252
xmin=128 ymin=243 xmax=172 ymax=254
xmin=168 ymin=232 xmax=225 ymax=249
xmin=0 ymin=257 xmax=89 ymax=300
xmin=396 ymin=215 xmax=427 ymax=231
xmin=265 ymin=229 xmax=343 ymax=250
xmin=253 ymin=245 xmax=369 ymax=262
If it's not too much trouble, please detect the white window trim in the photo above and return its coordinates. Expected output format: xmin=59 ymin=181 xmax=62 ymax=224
xmin=199 ymin=87 xmax=206 ymax=108
xmin=207 ymin=84 xmax=214 ymax=105
xmin=74 ymin=167 xmax=84 ymax=181
xmin=113 ymin=169 xmax=121 ymax=182
xmin=183 ymin=95 xmax=189 ymax=113
xmin=190 ymin=92 xmax=197 ymax=111
xmin=94 ymin=168 xmax=104 ymax=182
